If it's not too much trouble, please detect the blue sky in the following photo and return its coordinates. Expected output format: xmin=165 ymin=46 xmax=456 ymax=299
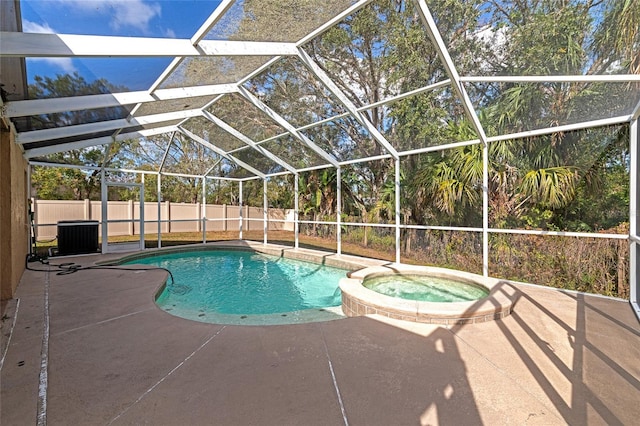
xmin=21 ymin=0 xmax=222 ymax=90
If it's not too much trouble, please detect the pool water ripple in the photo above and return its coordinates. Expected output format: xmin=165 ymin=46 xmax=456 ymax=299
xmin=363 ymin=274 xmax=489 ymax=302
xmin=125 ymin=250 xmax=349 ymax=325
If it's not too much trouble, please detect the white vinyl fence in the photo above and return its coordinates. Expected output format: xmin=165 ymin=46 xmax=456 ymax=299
xmin=32 ymin=199 xmax=293 ymax=241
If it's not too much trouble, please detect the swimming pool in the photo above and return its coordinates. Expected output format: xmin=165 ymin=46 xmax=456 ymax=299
xmin=123 ymin=249 xmax=350 ymax=325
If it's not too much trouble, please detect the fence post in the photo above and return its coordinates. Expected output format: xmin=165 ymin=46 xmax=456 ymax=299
xmin=223 ymin=204 xmax=227 ymax=231
xmin=196 ymin=202 xmax=201 ymax=232
xmin=128 ymin=199 xmax=134 ymax=235
xmin=84 ymin=199 xmax=91 ymax=220
xmin=165 ymin=201 xmax=171 ymax=233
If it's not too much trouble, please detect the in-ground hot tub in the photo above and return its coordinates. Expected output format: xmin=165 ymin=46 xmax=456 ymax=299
xmin=340 ymin=265 xmax=517 ymax=325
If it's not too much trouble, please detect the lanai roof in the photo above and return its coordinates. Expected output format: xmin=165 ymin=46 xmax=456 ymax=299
xmin=1 ymin=0 xmax=639 ymax=180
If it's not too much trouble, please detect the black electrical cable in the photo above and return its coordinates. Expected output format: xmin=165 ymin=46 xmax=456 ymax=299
xmin=25 ymin=254 xmax=175 ymax=284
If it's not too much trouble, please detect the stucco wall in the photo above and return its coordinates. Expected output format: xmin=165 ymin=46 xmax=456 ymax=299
xmin=0 ymin=125 xmax=29 ymax=300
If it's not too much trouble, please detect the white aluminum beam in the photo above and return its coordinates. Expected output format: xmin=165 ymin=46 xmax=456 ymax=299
xmin=4 ymin=84 xmax=237 ymax=118
xmin=238 ymin=56 xmax=283 ymax=86
xmin=161 ymin=171 xmax=203 ymax=179
xmin=630 ymin=118 xmax=639 ymax=321
xmin=296 ymin=163 xmax=335 ymax=174
xmin=202 ymin=110 xmax=297 ymax=174
xmin=239 ymin=176 xmax=263 ymax=182
xmin=203 ymin=159 xmax=223 ymax=179
xmin=395 ymin=158 xmax=401 ymax=264
xmin=413 ymin=0 xmax=488 ymax=146
xmin=263 ymin=179 xmax=268 ymax=244
xmin=204 ymin=175 xmax=244 ymax=182
xmin=101 ymin=170 xmax=107 ymax=253
xmin=296 ymin=0 xmax=373 ymax=46
xmin=146 ymin=0 xmax=236 ymax=94
xmin=17 ymin=109 xmax=201 ymax=144
xmin=463 ymin=74 xmax=640 ymax=123
xmin=239 ymin=181 xmax=244 ymax=239
xmin=362 ymin=79 xmax=452 ymax=112
xmin=199 ymin=40 xmax=298 ymax=56
xmin=191 ymin=0 xmax=236 ymax=45
xmin=247 ymin=79 xmax=452 ymax=147
xmin=100 ymin=140 xmax=113 ymax=169
xmin=632 ymin=98 xmax=640 ymax=121
xmin=148 ymin=57 xmax=185 ymax=94
xmin=482 ymin=144 xmax=489 ymax=277
xmin=29 ymin=161 xmax=158 ymax=176
xmin=265 ymin=170 xmax=295 ymax=178
xmin=337 ymin=166 xmax=342 ymax=255
xmin=488 ymin=228 xmax=628 ymax=240
xmin=402 ymin=224 xmax=483 ymax=232
xmin=178 ymin=127 xmax=265 ymax=178
xmin=157 ymin=172 xmax=162 ymax=248
xmin=399 ymin=139 xmax=481 ymax=157
xmin=340 ymin=153 xmax=393 ymax=166
xmin=150 ymin=0 xmax=236 ymax=94
xmin=486 ymin=116 xmax=631 ymax=144
xmin=0 ymin=32 xmax=298 ymax=57
xmin=237 ymin=86 xmax=339 ymax=167
xmin=297 ymin=47 xmax=399 ymax=159
xmin=23 ymin=125 xmax=177 ymax=158
xmin=239 ymin=80 xmax=452 ymax=149
xmin=157 ymin=131 xmax=176 ymax=173
xmin=460 ymin=75 xmax=640 ymax=83
xmin=30 ymin=161 xmax=99 ymax=171
xmin=295 ymin=173 xmax=299 ymax=249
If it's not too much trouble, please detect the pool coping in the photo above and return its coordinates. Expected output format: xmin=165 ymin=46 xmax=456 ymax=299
xmin=103 ymin=240 xmax=388 ymax=271
xmin=340 ymin=264 xmax=518 ymax=325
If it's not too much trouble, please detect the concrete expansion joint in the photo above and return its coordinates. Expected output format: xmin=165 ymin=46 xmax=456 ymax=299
xmin=37 ymin=268 xmax=51 ymax=426
xmin=55 ymin=308 xmax=155 ymax=336
xmin=319 ymin=324 xmax=349 ymax=426
xmin=108 ymin=325 xmax=227 ymax=425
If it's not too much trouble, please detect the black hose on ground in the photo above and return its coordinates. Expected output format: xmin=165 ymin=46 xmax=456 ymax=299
xmin=24 ymin=254 xmax=175 ymax=284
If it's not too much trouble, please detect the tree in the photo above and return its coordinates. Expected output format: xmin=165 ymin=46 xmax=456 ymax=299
xmin=29 ymin=73 xmax=131 ymax=200
xmin=397 ymin=0 xmax=636 ymax=232
xmin=28 ymin=72 xmax=129 ymax=129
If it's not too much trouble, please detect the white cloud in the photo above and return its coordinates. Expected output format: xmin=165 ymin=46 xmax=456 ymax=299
xmin=23 ymin=20 xmax=56 ymax=34
xmin=23 ymin=20 xmax=77 ymax=73
xmin=165 ymin=28 xmax=176 ymax=38
xmin=57 ymin=0 xmax=162 ymax=33
xmin=109 ymin=0 xmax=161 ymax=32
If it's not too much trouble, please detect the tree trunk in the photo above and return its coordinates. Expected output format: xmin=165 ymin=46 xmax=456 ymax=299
xmin=404 ymin=228 xmax=412 ymax=255
xmin=617 ymin=239 xmax=628 ymax=298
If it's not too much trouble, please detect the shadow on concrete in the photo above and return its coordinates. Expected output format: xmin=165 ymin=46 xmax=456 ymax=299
xmin=320 ymin=316 xmax=483 ymax=425
xmin=441 ymin=281 xmax=640 ymax=425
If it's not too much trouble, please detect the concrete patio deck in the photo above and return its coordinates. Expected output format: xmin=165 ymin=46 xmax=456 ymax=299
xmin=1 ymin=244 xmax=639 ymax=425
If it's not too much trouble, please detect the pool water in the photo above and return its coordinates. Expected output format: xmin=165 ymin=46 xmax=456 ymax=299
xmin=363 ymin=274 xmax=489 ymax=302
xmin=124 ymin=250 xmax=349 ymax=324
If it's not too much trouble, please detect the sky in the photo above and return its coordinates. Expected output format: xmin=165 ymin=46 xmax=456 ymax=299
xmin=21 ymin=0 xmax=223 ymax=90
